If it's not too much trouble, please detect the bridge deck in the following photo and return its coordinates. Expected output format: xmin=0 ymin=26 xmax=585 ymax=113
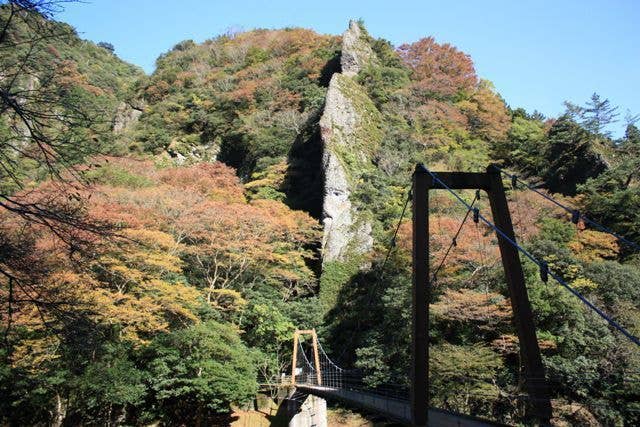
xmin=296 ymin=384 xmax=501 ymax=426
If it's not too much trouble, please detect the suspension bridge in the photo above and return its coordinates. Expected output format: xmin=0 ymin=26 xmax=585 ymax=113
xmin=286 ymin=329 xmax=497 ymax=426
xmin=277 ymin=164 xmax=640 ymax=427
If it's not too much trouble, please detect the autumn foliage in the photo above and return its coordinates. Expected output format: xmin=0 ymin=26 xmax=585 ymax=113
xmin=398 ymin=37 xmax=478 ymax=100
xmin=2 ymin=7 xmax=639 ymax=425
xmin=1 ymin=158 xmax=320 ymax=421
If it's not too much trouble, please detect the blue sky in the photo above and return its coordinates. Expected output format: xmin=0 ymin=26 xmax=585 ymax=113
xmin=57 ymin=0 xmax=639 ymax=135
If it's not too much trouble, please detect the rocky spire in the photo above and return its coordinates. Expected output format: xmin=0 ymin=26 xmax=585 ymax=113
xmin=340 ymin=20 xmax=375 ymax=75
xmin=318 ymin=21 xmax=379 ymax=268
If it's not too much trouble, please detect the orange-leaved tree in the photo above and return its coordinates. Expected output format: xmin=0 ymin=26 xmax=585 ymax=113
xmin=398 ymin=37 xmax=477 ymax=101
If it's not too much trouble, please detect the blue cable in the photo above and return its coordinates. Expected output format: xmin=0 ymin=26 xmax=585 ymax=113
xmin=491 ymin=164 xmax=640 ymax=253
xmin=380 ymin=189 xmax=412 ymax=274
xmin=431 ymin=191 xmax=479 ymax=284
xmin=423 ymin=166 xmax=640 ymax=347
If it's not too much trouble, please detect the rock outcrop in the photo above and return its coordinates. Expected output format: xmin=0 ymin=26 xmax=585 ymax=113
xmin=340 ymin=20 xmax=375 ymax=76
xmin=113 ymin=100 xmax=144 ymax=134
xmin=319 ymin=21 xmax=380 ymax=267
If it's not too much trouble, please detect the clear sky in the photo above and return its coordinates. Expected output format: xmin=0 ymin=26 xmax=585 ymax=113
xmin=56 ymin=0 xmax=640 ymax=136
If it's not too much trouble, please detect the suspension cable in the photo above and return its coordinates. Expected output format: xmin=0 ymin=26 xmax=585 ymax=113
xmin=491 ymin=164 xmax=640 ymax=252
xmin=380 ymin=187 xmax=412 ymax=275
xmin=298 ymin=339 xmax=316 ymax=371
xmin=317 ymin=340 xmax=345 ymax=372
xmin=431 ymin=191 xmax=480 ymax=284
xmin=424 ymin=166 xmax=640 ymax=347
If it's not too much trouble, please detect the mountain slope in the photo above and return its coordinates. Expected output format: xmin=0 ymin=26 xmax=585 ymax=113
xmin=0 ymin=2 xmax=144 ymax=192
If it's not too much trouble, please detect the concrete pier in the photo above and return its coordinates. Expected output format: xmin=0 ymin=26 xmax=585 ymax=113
xmin=281 ymin=390 xmax=328 ymax=427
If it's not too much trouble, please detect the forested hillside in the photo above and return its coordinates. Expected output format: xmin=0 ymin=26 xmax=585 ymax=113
xmin=1 ymin=2 xmax=639 ymax=426
xmin=0 ymin=1 xmax=142 ymax=194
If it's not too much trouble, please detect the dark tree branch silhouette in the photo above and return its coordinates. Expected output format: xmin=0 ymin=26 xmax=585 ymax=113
xmin=0 ymin=0 xmax=115 ymax=347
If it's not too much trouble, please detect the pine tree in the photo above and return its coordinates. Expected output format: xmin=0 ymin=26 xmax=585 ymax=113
xmin=564 ymin=93 xmax=619 ymax=136
xmin=542 ymin=115 xmax=607 ymax=195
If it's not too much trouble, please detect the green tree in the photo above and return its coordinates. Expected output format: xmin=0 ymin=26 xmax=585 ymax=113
xmin=74 ymin=344 xmax=146 ymax=425
xmin=542 ymin=115 xmax=607 ymax=195
xmin=625 ymin=121 xmax=640 ymax=143
xmin=430 ymin=343 xmax=502 ymax=414
xmin=97 ymin=41 xmax=115 ymax=54
xmin=578 ymin=123 xmax=640 ymax=249
xmin=583 ymin=261 xmax=640 ymax=310
xmin=565 ymin=93 xmax=619 ymax=136
xmin=145 ymin=321 xmax=258 ymax=423
xmin=494 ymin=115 xmax=546 ymax=174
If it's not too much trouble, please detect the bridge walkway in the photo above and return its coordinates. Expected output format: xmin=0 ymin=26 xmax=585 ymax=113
xmin=296 ymin=384 xmax=501 ymax=426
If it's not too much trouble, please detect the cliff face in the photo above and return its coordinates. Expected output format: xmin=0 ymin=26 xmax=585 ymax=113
xmin=113 ymin=101 xmax=144 ymax=134
xmin=319 ymin=21 xmax=378 ymax=264
xmin=318 ymin=21 xmax=383 ymax=307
